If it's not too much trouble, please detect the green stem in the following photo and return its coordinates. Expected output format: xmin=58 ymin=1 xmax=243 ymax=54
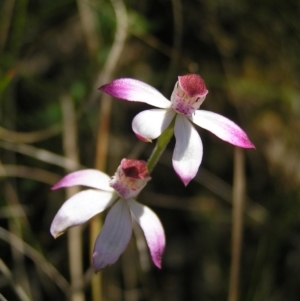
xmin=147 ymin=118 xmax=175 ymax=174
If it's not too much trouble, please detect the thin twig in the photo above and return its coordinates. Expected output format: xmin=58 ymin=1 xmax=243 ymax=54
xmin=0 ymin=164 xmax=60 ymax=185
xmin=0 ymin=205 xmax=30 ymax=219
xmin=0 ymin=227 xmax=71 ymax=296
xmin=90 ymin=0 xmax=128 ymax=300
xmin=156 ymin=150 xmax=267 ymax=224
xmin=5 ymin=182 xmax=32 ymax=299
xmin=0 ymin=260 xmax=31 ymax=301
xmin=76 ymin=0 xmax=100 ymax=56
xmin=163 ymin=0 xmax=183 ymax=94
xmin=0 ymin=125 xmax=60 ymax=144
xmin=89 ymin=0 xmax=128 ymax=102
xmin=0 ymin=141 xmax=83 ymax=171
xmin=0 ymin=0 xmax=16 ymax=49
xmin=61 ymin=94 xmax=85 ymax=301
xmin=228 ymin=148 xmax=245 ymax=301
xmin=0 ymin=293 xmax=8 ymax=301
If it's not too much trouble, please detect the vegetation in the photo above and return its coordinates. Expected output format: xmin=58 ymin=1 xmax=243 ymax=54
xmin=1 ymin=0 xmax=300 ymax=300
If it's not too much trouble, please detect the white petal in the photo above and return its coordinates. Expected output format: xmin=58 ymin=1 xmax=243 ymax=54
xmin=93 ymin=200 xmax=132 ymax=271
xmin=191 ymin=110 xmax=255 ymax=148
xmin=132 ymin=109 xmax=175 ymax=142
xmin=173 ymin=115 xmax=203 ymax=186
xmin=99 ymin=78 xmax=171 ymax=108
xmin=128 ymin=199 xmax=165 ymax=269
xmin=51 ymin=169 xmax=114 ymax=192
xmin=50 ymin=189 xmax=116 ymax=238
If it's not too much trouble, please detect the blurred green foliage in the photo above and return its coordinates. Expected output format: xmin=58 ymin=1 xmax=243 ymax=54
xmin=1 ymin=0 xmax=300 ymax=300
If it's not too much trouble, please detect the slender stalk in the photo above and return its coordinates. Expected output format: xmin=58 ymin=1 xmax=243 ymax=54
xmin=0 ymin=141 xmax=82 ymax=170
xmin=228 ymin=148 xmax=245 ymax=301
xmin=147 ymin=118 xmax=175 ymax=174
xmin=74 ymin=0 xmax=105 ymax=295
xmin=61 ymin=95 xmax=85 ymax=301
xmin=91 ymin=97 xmax=111 ymax=301
xmin=0 ymin=260 xmax=30 ymax=301
xmin=76 ymin=0 xmax=100 ymax=57
xmin=0 ymin=125 xmax=60 ymax=144
xmin=0 ymin=0 xmax=16 ymax=49
xmin=163 ymin=0 xmax=183 ymax=94
xmin=0 ymin=227 xmax=71 ymax=296
xmin=88 ymin=0 xmax=128 ymax=299
xmin=5 ymin=183 xmax=32 ymax=299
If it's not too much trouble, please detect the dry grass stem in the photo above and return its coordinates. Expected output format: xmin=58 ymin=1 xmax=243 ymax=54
xmin=76 ymin=0 xmax=101 ymax=57
xmin=61 ymin=94 xmax=85 ymax=301
xmin=0 ymin=141 xmax=83 ymax=171
xmin=0 ymin=125 xmax=60 ymax=144
xmin=88 ymin=0 xmax=128 ymax=299
xmin=0 ymin=164 xmax=60 ymax=185
xmin=0 ymin=0 xmax=16 ymax=48
xmin=228 ymin=148 xmax=246 ymax=301
xmin=0 ymin=260 xmax=30 ymax=301
xmin=0 ymin=227 xmax=71 ymax=296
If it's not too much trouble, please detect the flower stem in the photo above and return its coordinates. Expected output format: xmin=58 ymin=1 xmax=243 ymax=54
xmin=147 ymin=118 xmax=175 ymax=174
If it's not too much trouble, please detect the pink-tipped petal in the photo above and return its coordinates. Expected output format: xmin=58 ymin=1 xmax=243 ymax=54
xmin=51 ymin=169 xmax=113 ymax=192
xmin=50 ymin=190 xmax=116 ymax=238
xmin=93 ymin=200 xmax=132 ymax=271
xmin=173 ymin=115 xmax=203 ymax=186
xmin=99 ymin=78 xmax=171 ymax=109
xmin=128 ymin=199 xmax=165 ymax=269
xmin=132 ymin=109 xmax=175 ymax=142
xmin=191 ymin=110 xmax=255 ymax=148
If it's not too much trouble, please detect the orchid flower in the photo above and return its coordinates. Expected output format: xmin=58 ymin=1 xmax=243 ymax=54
xmin=99 ymin=74 xmax=255 ymax=186
xmin=50 ymin=159 xmax=165 ymax=271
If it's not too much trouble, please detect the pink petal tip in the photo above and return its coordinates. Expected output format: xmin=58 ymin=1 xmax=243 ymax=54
xmin=135 ymin=132 xmax=152 ymax=143
xmin=180 ymin=175 xmax=192 ymax=187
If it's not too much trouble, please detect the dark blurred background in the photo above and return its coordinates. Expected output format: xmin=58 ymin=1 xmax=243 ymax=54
xmin=1 ymin=0 xmax=300 ymax=300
